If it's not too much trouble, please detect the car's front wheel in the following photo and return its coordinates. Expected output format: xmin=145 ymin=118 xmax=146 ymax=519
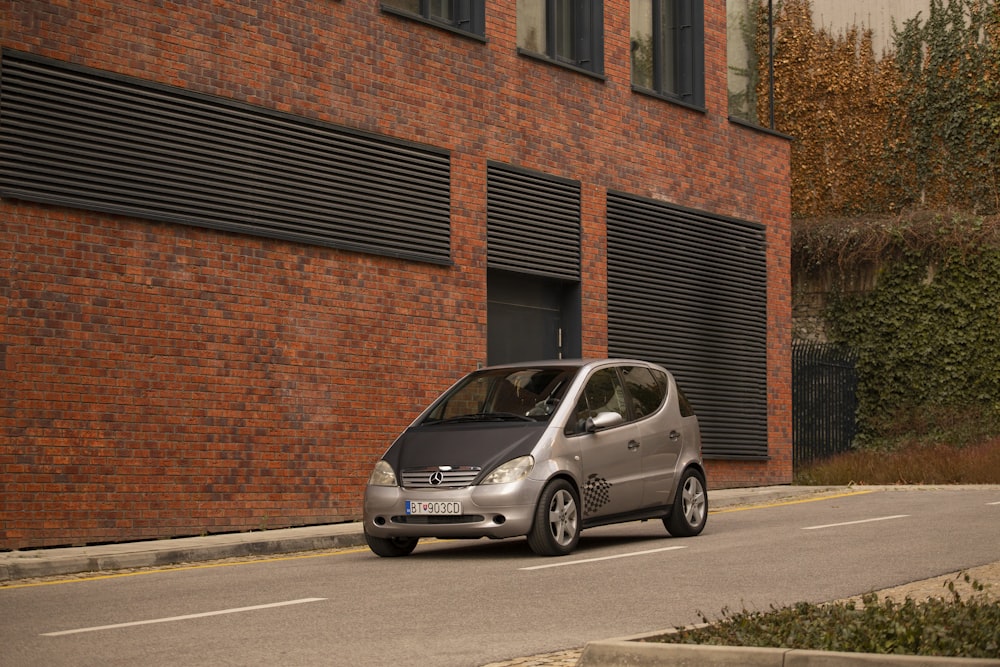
xmin=527 ymin=479 xmax=581 ymax=556
xmin=663 ymin=468 xmax=708 ymax=537
xmin=365 ymin=531 xmax=419 ymax=557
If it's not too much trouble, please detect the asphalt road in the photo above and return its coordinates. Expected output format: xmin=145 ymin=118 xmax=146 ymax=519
xmin=3 ymin=486 xmax=998 ymax=666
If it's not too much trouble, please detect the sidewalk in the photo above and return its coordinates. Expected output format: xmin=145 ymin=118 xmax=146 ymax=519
xmin=0 ymin=485 xmax=847 ymax=582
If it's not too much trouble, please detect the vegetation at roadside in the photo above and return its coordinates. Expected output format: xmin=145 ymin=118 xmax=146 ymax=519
xmin=795 ymin=437 xmax=1000 ymax=485
xmin=646 ymin=575 xmax=1000 ymax=658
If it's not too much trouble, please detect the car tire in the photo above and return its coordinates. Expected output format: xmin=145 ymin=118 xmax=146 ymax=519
xmin=365 ymin=531 xmax=419 ymax=557
xmin=527 ymin=479 xmax=581 ymax=556
xmin=663 ymin=468 xmax=708 ymax=537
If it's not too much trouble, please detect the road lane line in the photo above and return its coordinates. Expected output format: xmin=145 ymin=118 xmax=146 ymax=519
xmin=802 ymin=515 xmax=909 ymax=531
xmin=519 ymin=546 xmax=686 ymax=571
xmin=40 ymin=598 xmax=327 ymax=636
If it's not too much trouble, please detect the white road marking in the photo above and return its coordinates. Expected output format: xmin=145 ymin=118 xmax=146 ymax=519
xmin=41 ymin=598 xmax=327 ymax=636
xmin=519 ymin=546 xmax=686 ymax=571
xmin=802 ymin=515 xmax=909 ymax=531
xmin=988 ymin=501 xmax=1000 ymax=506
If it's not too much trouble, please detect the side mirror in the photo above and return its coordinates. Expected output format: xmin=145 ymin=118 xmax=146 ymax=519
xmin=586 ymin=411 xmax=624 ymax=432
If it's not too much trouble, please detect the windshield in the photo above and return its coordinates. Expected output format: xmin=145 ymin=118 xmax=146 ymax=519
xmin=423 ymin=366 xmax=578 ymax=424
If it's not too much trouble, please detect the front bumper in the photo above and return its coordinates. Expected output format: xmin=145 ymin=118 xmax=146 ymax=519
xmin=363 ymin=478 xmax=545 ymax=540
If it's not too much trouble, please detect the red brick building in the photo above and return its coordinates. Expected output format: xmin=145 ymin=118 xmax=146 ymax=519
xmin=0 ymin=0 xmax=791 ymax=550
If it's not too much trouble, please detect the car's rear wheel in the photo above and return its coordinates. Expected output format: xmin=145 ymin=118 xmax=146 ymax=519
xmin=527 ymin=479 xmax=580 ymax=556
xmin=663 ymin=468 xmax=708 ymax=537
xmin=365 ymin=531 xmax=419 ymax=557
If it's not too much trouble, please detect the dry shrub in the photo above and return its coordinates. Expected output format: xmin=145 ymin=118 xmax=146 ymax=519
xmin=796 ymin=438 xmax=1000 ymax=485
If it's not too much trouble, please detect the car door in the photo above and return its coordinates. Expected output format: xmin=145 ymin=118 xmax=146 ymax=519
xmin=570 ymin=367 xmax=644 ymax=520
xmin=626 ymin=366 xmax=686 ymax=509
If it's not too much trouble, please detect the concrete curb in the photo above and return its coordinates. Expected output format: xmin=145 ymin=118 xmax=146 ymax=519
xmin=0 ymin=524 xmax=368 ymax=582
xmin=576 ymin=639 xmax=1000 ymax=666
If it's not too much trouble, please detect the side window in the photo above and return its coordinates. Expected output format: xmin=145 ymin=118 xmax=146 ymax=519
xmin=630 ymin=0 xmax=704 ymax=107
xmin=622 ymin=366 xmax=666 ymax=418
xmin=517 ymin=0 xmax=605 ymax=75
xmin=565 ymin=368 xmax=625 ymax=434
xmin=678 ymin=388 xmax=695 ymax=418
xmin=382 ymin=0 xmax=486 ymax=38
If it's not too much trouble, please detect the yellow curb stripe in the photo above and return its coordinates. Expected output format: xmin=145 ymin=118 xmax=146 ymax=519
xmin=0 ymin=546 xmax=373 ymax=590
xmin=709 ymin=489 xmax=876 ymax=514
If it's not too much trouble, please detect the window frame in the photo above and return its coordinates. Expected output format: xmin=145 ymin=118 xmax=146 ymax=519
xmin=518 ymin=0 xmax=605 ymax=77
xmin=630 ymin=0 xmax=705 ymax=109
xmin=381 ymin=0 xmax=486 ymax=40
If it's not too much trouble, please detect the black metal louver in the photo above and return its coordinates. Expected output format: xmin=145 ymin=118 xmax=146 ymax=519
xmin=486 ymin=162 xmax=580 ymax=281
xmin=0 ymin=50 xmax=451 ymax=264
xmin=606 ymin=191 xmax=769 ymax=459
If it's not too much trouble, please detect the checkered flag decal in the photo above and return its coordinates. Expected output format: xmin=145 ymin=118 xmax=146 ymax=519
xmin=583 ymin=473 xmax=612 ymax=514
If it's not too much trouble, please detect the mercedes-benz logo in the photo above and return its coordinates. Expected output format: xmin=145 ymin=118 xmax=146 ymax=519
xmin=428 ymin=471 xmax=445 ymax=486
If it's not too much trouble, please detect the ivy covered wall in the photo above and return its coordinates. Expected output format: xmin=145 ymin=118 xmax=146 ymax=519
xmin=771 ymin=0 xmax=1000 ymax=444
xmin=794 ymin=213 xmax=1000 ymax=444
xmin=757 ymin=0 xmax=999 ymax=218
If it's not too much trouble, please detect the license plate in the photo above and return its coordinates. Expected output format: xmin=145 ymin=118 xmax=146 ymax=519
xmin=405 ymin=500 xmax=462 ymax=515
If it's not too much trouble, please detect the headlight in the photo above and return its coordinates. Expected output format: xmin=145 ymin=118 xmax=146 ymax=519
xmin=367 ymin=460 xmax=397 ymax=487
xmin=481 ymin=456 xmax=534 ymax=485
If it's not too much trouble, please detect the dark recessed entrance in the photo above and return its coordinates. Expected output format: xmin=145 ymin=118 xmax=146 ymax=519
xmin=487 ymin=270 xmax=581 ymax=365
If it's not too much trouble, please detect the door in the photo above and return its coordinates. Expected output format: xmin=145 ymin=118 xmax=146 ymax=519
xmin=571 ymin=367 xmax=644 ymax=520
xmin=487 ymin=270 xmax=579 ymax=365
xmin=487 ymin=300 xmax=561 ymax=364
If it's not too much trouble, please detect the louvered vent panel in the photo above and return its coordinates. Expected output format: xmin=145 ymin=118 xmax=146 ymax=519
xmin=606 ymin=192 xmax=769 ymax=459
xmin=486 ymin=162 xmax=580 ymax=280
xmin=0 ymin=50 xmax=451 ymax=264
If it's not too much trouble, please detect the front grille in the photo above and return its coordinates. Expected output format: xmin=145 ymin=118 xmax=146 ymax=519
xmin=401 ymin=466 xmax=481 ymax=488
xmin=391 ymin=515 xmax=485 ymax=525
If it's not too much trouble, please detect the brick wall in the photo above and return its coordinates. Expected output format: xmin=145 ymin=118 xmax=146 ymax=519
xmin=1 ymin=0 xmax=792 ymax=549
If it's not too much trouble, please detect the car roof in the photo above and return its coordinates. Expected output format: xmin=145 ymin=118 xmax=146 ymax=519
xmin=476 ymin=358 xmax=658 ymax=371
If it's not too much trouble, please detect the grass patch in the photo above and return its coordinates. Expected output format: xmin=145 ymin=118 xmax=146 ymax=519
xmin=795 ymin=437 xmax=1000 ymax=485
xmin=646 ymin=575 xmax=1000 ymax=658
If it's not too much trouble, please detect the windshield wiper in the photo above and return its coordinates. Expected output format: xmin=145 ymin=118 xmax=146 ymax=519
xmin=432 ymin=412 xmax=535 ymax=424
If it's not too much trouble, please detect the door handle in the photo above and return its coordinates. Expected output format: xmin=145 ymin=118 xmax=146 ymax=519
xmin=628 ymin=440 xmax=640 ymax=451
xmin=669 ymin=431 xmax=681 ymax=441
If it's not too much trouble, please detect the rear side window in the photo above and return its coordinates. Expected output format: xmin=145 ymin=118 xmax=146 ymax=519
xmin=622 ymin=366 xmax=667 ymax=418
xmin=678 ymin=388 xmax=696 ymax=418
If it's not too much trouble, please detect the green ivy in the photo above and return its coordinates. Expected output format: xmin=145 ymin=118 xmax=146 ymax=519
xmin=888 ymin=0 xmax=1000 ymax=215
xmin=651 ymin=575 xmax=1000 ymax=658
xmin=827 ymin=247 xmax=1000 ymax=445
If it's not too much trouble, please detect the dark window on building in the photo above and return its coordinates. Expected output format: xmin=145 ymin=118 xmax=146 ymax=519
xmin=727 ymin=0 xmax=776 ymax=129
xmin=518 ymin=0 xmax=604 ymax=75
xmin=382 ymin=0 xmax=486 ymax=38
xmin=630 ymin=0 xmax=704 ymax=107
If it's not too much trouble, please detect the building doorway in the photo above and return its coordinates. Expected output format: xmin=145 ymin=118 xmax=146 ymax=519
xmin=487 ymin=270 xmax=580 ymax=365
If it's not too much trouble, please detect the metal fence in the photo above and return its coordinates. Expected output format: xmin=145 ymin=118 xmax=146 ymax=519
xmin=792 ymin=342 xmax=859 ymax=468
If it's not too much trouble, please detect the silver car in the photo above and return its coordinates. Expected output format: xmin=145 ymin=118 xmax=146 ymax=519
xmin=363 ymin=359 xmax=707 ymax=557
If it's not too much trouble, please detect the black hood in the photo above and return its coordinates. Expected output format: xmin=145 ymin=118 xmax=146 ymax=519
xmin=383 ymin=422 xmax=546 ymax=480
